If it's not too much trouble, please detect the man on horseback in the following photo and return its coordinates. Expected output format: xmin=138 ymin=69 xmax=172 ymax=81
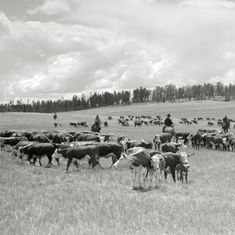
xmin=163 ymin=114 xmax=174 ymax=133
xmin=91 ymin=115 xmax=101 ymax=133
xmin=222 ymin=115 xmax=230 ymax=133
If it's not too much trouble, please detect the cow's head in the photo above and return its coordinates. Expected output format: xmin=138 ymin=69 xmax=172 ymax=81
xmin=150 ymin=154 xmax=162 ymax=171
xmin=178 ymin=152 xmax=190 ymax=169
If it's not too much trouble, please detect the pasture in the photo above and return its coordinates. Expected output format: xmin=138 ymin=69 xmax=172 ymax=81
xmin=0 ymin=100 xmax=235 ymax=234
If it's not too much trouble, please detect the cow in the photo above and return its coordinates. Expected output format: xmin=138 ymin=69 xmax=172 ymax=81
xmin=134 ymin=120 xmax=143 ymax=127
xmin=188 ymin=133 xmax=205 ymax=149
xmin=70 ymin=122 xmax=77 ymax=127
xmin=57 ymin=145 xmax=99 ymax=172
xmin=95 ymin=142 xmax=124 ymax=166
xmin=208 ymin=121 xmax=215 ymax=127
xmin=19 ymin=143 xmax=59 ymax=167
xmin=161 ymin=142 xmax=187 ymax=153
xmin=148 ymin=153 xmax=166 ymax=188
xmin=112 ymin=147 xmax=154 ymax=190
xmin=161 ymin=152 xmax=190 ymax=182
xmin=121 ymin=120 xmax=129 ymax=127
xmin=205 ymin=135 xmax=227 ymax=150
xmin=77 ymin=122 xmax=88 ymax=127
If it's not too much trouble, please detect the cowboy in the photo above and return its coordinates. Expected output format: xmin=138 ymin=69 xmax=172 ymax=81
xmin=91 ymin=115 xmax=101 ymax=133
xmin=222 ymin=115 xmax=230 ymax=133
xmin=163 ymin=114 xmax=174 ymax=132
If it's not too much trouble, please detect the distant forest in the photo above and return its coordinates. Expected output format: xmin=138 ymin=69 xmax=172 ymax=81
xmin=0 ymin=82 xmax=235 ymax=113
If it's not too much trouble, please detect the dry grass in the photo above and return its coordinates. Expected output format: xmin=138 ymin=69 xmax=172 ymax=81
xmin=0 ymin=100 xmax=235 ymax=234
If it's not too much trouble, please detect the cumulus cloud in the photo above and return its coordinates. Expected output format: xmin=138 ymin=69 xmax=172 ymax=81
xmin=0 ymin=0 xmax=235 ymax=101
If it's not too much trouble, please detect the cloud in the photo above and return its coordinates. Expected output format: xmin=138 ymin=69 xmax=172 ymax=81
xmin=0 ymin=0 xmax=235 ymax=101
xmin=210 ymin=68 xmax=235 ymax=85
xmin=0 ymin=12 xmax=12 ymax=33
xmin=27 ymin=0 xmax=71 ymax=16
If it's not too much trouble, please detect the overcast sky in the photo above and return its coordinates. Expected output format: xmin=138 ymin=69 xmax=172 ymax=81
xmin=0 ymin=0 xmax=235 ymax=102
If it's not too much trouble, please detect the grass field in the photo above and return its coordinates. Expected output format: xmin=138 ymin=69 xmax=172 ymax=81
xmin=0 ymin=100 xmax=235 ymax=234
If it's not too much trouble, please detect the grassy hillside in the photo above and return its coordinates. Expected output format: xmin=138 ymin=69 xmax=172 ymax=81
xmin=0 ymin=100 xmax=235 ymax=234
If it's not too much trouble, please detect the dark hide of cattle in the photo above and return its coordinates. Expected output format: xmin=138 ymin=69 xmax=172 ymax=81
xmin=162 ymin=152 xmax=189 ymax=182
xmin=29 ymin=134 xmax=50 ymax=143
xmin=96 ymin=142 xmax=124 ymax=165
xmin=20 ymin=143 xmax=58 ymax=166
xmin=0 ymin=130 xmax=16 ymax=137
xmin=3 ymin=137 xmax=28 ymax=147
xmin=51 ymin=133 xmax=67 ymax=144
xmin=58 ymin=145 xmax=99 ymax=172
xmin=161 ymin=143 xmax=181 ymax=153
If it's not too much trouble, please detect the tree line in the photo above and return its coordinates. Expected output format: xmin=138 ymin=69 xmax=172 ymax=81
xmin=0 ymin=82 xmax=234 ymax=113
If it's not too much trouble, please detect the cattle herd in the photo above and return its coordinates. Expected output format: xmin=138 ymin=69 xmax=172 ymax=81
xmin=0 ymin=114 xmax=235 ymax=191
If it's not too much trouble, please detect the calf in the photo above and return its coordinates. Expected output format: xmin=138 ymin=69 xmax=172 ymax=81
xmin=58 ymin=145 xmax=99 ymax=172
xmin=162 ymin=152 xmax=190 ymax=182
xmin=19 ymin=143 xmax=59 ymax=167
xmin=148 ymin=153 xmax=166 ymax=188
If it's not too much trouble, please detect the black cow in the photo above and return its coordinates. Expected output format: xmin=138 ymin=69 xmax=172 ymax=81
xmin=19 ymin=143 xmax=59 ymax=166
xmin=58 ymin=145 xmax=99 ymax=172
xmin=77 ymin=122 xmax=88 ymax=127
xmin=162 ymin=152 xmax=190 ymax=182
xmin=134 ymin=120 xmax=143 ymax=127
xmin=70 ymin=122 xmax=77 ymax=127
xmin=96 ymin=142 xmax=124 ymax=166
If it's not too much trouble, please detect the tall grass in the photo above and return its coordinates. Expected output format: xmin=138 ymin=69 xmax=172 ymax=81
xmin=0 ymin=149 xmax=235 ymax=234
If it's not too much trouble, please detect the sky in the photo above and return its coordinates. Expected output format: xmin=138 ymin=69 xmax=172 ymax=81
xmin=0 ymin=0 xmax=235 ymax=102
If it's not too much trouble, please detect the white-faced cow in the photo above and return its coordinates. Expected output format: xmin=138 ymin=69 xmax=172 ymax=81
xmin=112 ymin=147 xmax=152 ymax=190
